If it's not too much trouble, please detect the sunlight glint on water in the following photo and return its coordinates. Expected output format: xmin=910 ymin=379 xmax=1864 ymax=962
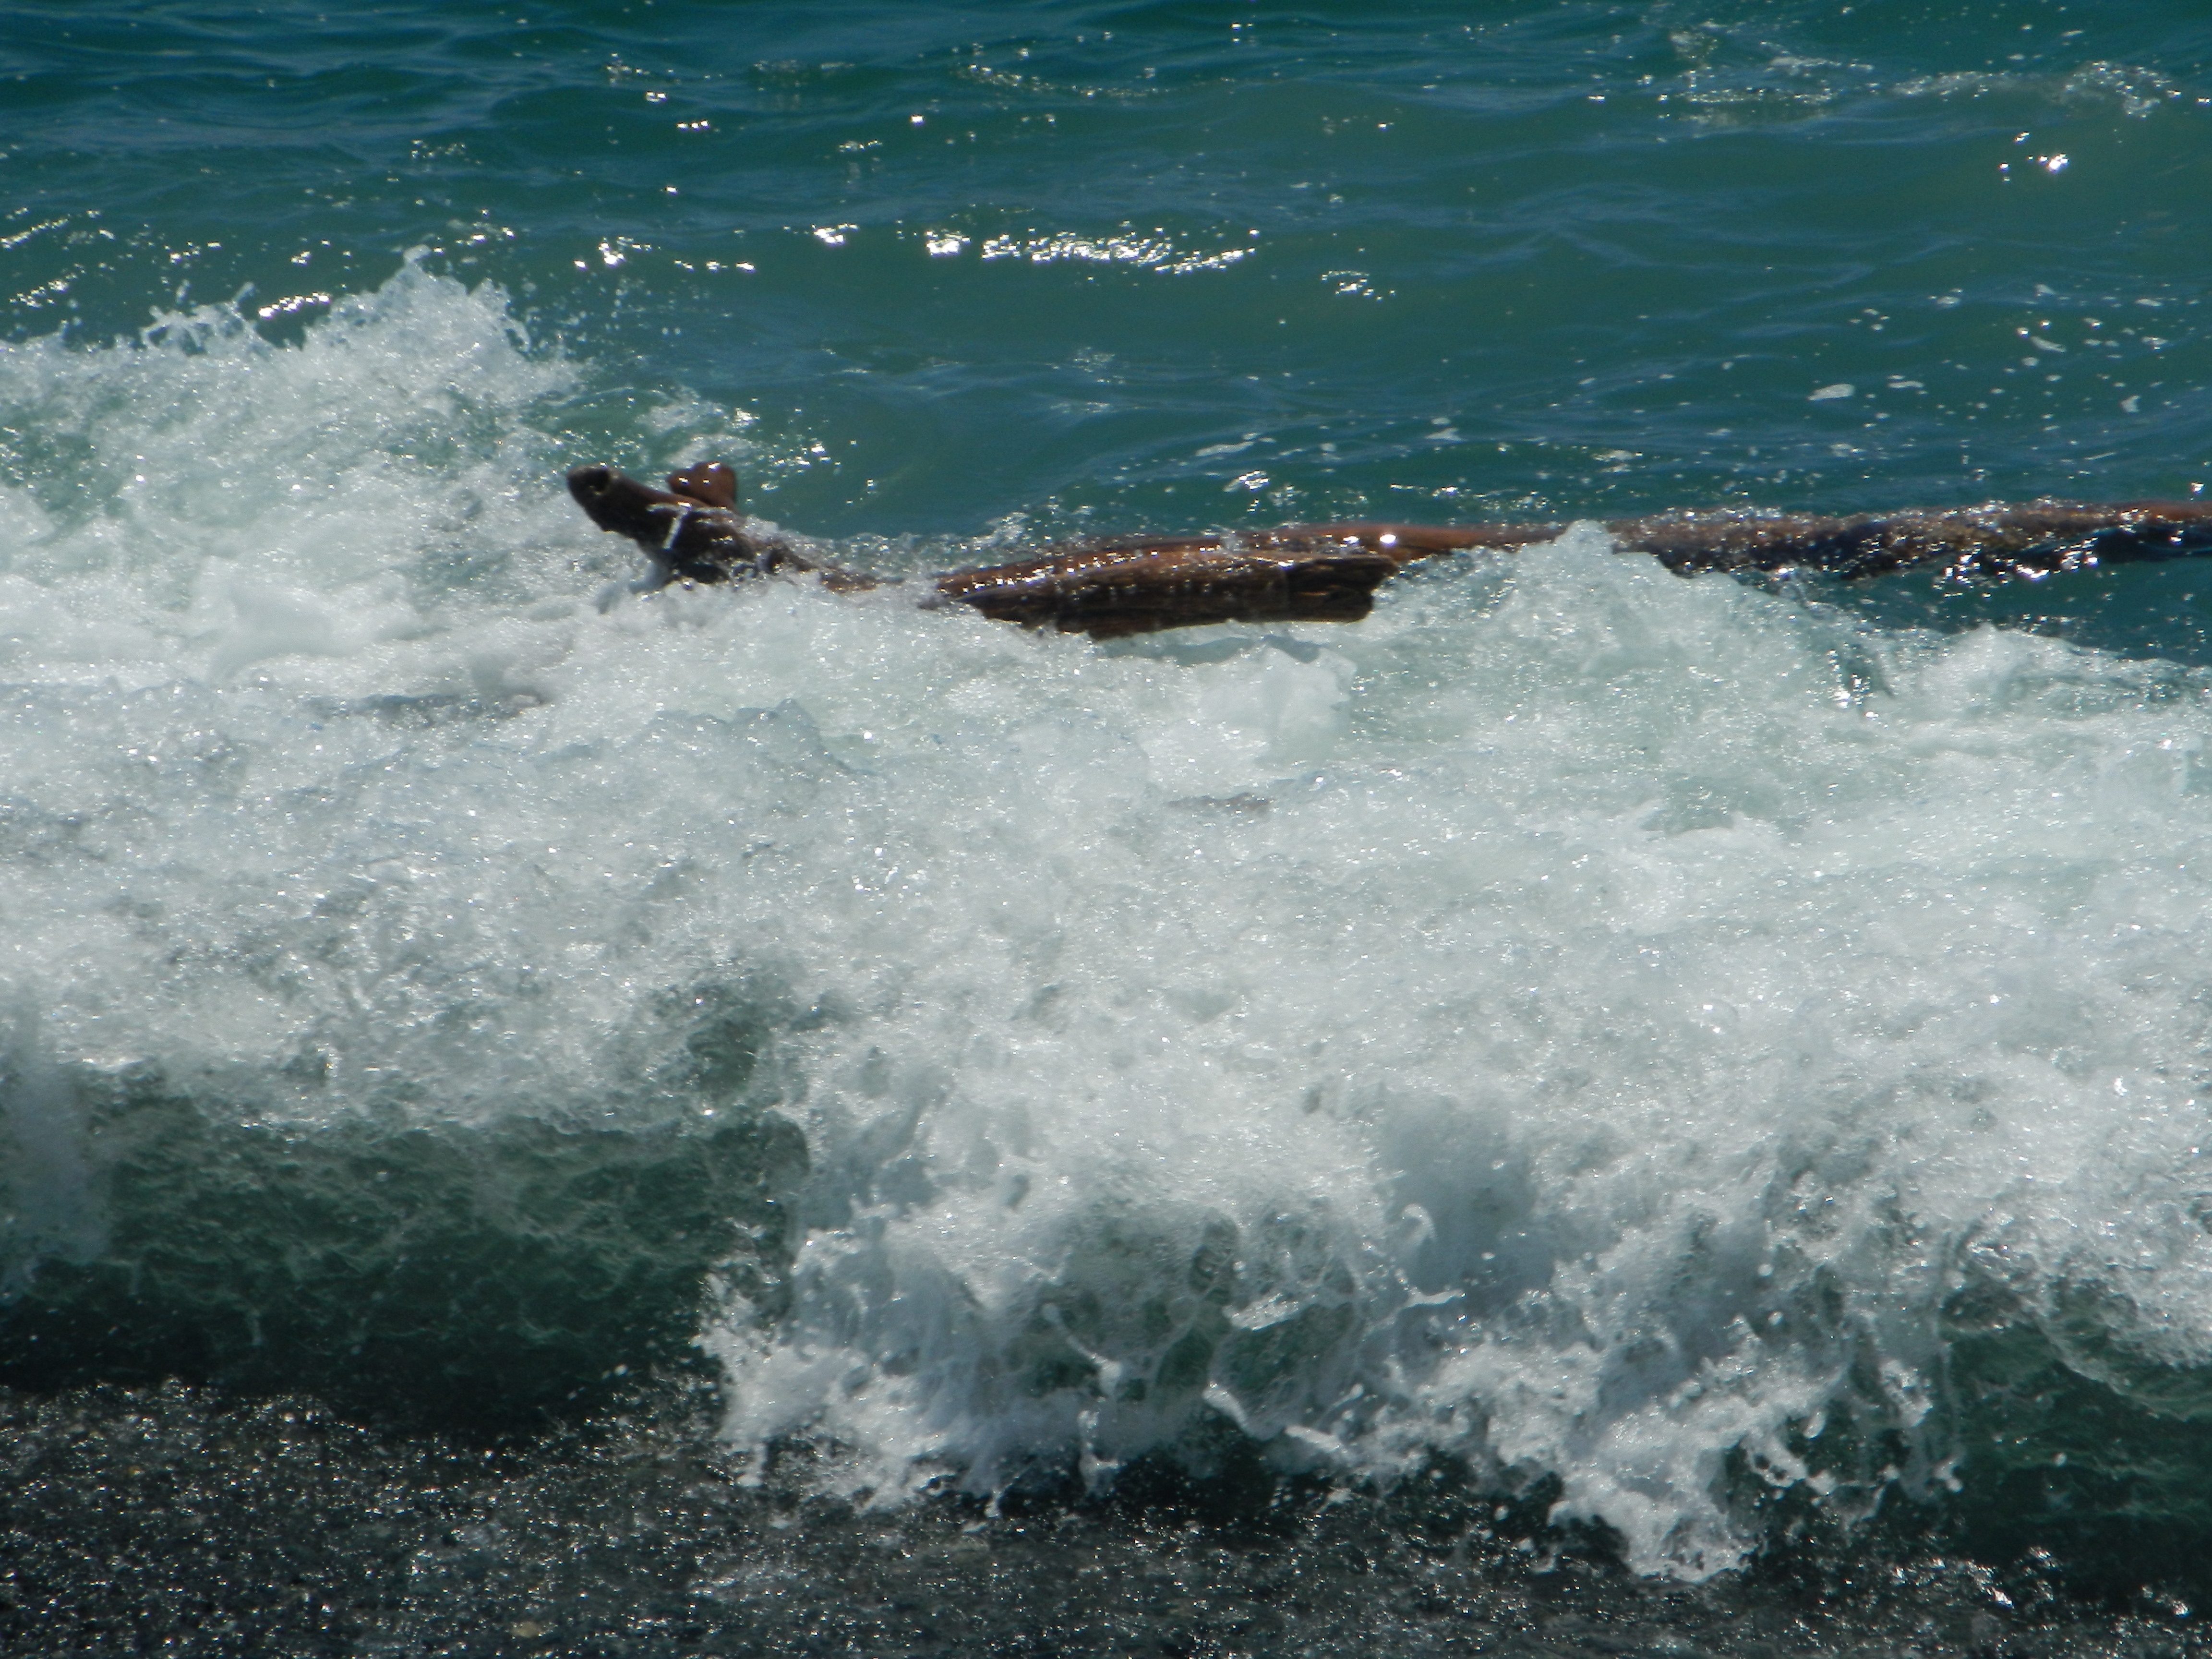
xmin=5 ymin=268 xmax=2212 ymax=1575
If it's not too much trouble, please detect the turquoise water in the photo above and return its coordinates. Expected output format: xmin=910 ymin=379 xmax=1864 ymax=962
xmin=9 ymin=1 xmax=2212 ymax=1645
xmin=14 ymin=1 xmax=2211 ymax=534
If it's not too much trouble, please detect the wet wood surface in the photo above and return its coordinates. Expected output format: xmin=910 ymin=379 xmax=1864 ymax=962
xmin=567 ymin=463 xmax=2212 ymax=640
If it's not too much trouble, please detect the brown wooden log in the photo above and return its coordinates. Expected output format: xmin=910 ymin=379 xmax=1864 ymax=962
xmin=565 ymin=463 xmax=2212 ymax=641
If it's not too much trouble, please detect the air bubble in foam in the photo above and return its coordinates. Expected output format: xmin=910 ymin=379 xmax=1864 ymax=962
xmin=7 ymin=274 xmax=2212 ymax=1576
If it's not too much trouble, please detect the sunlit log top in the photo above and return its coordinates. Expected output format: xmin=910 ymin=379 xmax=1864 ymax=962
xmin=566 ymin=462 xmax=2212 ymax=640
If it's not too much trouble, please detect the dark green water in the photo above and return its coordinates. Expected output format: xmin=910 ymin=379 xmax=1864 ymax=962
xmin=9 ymin=2 xmax=2212 ymax=1650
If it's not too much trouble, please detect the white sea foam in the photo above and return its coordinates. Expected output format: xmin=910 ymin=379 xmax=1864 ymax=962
xmin=5 ymin=267 xmax=2212 ymax=1575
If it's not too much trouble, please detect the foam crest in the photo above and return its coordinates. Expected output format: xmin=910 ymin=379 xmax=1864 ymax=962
xmin=695 ymin=538 xmax=2212 ymax=1574
xmin=6 ymin=271 xmax=2212 ymax=1575
xmin=0 ymin=259 xmax=581 ymax=681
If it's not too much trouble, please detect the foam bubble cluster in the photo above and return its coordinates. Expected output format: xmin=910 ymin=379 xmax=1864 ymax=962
xmin=6 ymin=269 xmax=2212 ymax=1575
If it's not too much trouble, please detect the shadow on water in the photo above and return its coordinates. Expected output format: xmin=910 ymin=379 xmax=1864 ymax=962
xmin=1930 ymin=1285 xmax=2212 ymax=1607
xmin=12 ymin=1049 xmax=2212 ymax=1612
xmin=10 ymin=978 xmax=2212 ymax=1621
xmin=0 ymin=1019 xmax=809 ymax=1440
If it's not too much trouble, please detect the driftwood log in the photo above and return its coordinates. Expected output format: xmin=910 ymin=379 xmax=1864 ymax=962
xmin=567 ymin=461 xmax=2212 ymax=641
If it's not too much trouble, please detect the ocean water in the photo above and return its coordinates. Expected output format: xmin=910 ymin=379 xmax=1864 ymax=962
xmin=8 ymin=1 xmax=2212 ymax=1649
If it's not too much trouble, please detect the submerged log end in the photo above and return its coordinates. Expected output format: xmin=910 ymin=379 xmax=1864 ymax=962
xmin=1609 ymin=499 xmax=2212 ymax=580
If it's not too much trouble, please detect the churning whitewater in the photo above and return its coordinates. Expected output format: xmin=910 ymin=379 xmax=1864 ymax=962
xmin=7 ymin=268 xmax=2212 ymax=1577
